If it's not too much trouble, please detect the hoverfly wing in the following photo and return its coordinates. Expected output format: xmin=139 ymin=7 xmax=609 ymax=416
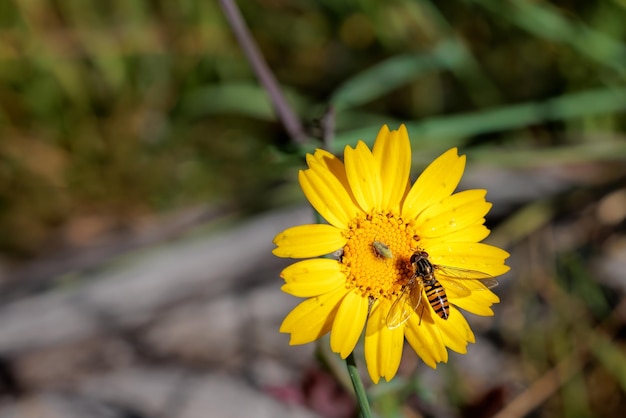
xmin=408 ymin=284 xmax=423 ymax=312
xmin=434 ymin=265 xmax=499 ymax=290
xmin=475 ymin=277 xmax=499 ymax=289
xmin=386 ymin=288 xmax=410 ymax=329
xmin=439 ymin=279 xmax=472 ymax=297
xmin=433 ymin=264 xmax=492 ymax=279
xmin=386 ymin=286 xmax=418 ymax=329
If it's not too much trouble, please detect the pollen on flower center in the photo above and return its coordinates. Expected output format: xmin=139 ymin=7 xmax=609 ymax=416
xmin=342 ymin=212 xmax=418 ymax=299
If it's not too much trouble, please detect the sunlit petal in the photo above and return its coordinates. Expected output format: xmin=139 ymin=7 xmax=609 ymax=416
xmin=299 ymin=167 xmax=359 ymax=229
xmin=344 ymin=141 xmax=383 ymax=212
xmin=419 ymin=223 xmax=490 ymax=248
xmin=280 ymin=286 xmax=348 ymax=344
xmin=427 ymin=242 xmax=511 ymax=277
xmin=273 ymin=224 xmax=346 ymax=258
xmin=402 ymin=148 xmax=466 ymax=220
xmin=330 ymin=289 xmax=369 ymax=358
xmin=281 ymin=258 xmax=346 ymax=297
xmin=436 ymin=307 xmax=475 ymax=353
xmin=372 ymin=125 xmax=411 ymax=210
xmin=415 ymin=190 xmax=491 ymax=239
xmin=364 ymin=299 xmax=404 ymax=383
xmin=405 ymin=311 xmax=448 ymax=368
xmin=451 ymin=288 xmax=500 ymax=316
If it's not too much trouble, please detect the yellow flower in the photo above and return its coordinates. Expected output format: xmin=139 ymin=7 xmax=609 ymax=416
xmin=273 ymin=124 xmax=510 ymax=383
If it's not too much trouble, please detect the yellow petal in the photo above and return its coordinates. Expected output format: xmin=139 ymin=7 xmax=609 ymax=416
xmin=307 ymin=148 xmax=349 ymax=187
xmin=372 ymin=125 xmax=412 ymax=211
xmin=344 ymin=141 xmax=382 ymax=212
xmin=405 ymin=313 xmax=447 ymax=368
xmin=309 ymin=149 xmax=367 ymax=223
xmin=427 ymin=242 xmax=511 ymax=277
xmin=443 ymin=277 xmax=501 ymax=300
xmin=364 ymin=299 xmax=405 ymax=383
xmin=330 ymin=289 xmax=369 ymax=358
xmin=441 ymin=277 xmax=489 ymax=296
xmin=299 ymin=167 xmax=359 ymax=229
xmin=280 ymin=286 xmax=348 ymax=344
xmin=451 ymin=288 xmax=500 ymax=316
xmin=402 ymin=148 xmax=466 ymax=220
xmin=280 ymin=259 xmax=346 ymax=297
xmin=273 ymin=224 xmax=346 ymax=258
xmin=436 ymin=307 xmax=475 ymax=354
xmin=419 ymin=223 xmax=490 ymax=248
xmin=415 ymin=190 xmax=491 ymax=239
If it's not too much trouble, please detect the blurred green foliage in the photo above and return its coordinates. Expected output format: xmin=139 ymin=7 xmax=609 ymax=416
xmin=1 ymin=0 xmax=625 ymax=255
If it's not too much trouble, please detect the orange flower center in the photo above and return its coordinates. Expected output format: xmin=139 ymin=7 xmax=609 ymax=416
xmin=342 ymin=211 xmax=419 ymax=299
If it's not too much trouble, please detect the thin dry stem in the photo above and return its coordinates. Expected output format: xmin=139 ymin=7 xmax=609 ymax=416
xmin=219 ymin=0 xmax=307 ymax=145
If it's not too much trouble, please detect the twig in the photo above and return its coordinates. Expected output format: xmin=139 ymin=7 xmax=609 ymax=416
xmin=219 ymin=0 xmax=307 ymax=145
xmin=492 ymin=351 xmax=585 ymax=418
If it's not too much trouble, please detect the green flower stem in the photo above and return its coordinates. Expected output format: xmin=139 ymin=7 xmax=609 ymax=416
xmin=346 ymin=352 xmax=373 ymax=418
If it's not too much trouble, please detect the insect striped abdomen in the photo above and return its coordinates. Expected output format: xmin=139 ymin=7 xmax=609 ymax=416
xmin=424 ymin=279 xmax=449 ymax=320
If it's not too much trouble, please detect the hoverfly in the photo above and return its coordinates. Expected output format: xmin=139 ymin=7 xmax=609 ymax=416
xmin=385 ymin=251 xmax=499 ymax=329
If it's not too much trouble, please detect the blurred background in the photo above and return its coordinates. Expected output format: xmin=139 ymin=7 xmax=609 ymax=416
xmin=0 ymin=0 xmax=625 ymax=417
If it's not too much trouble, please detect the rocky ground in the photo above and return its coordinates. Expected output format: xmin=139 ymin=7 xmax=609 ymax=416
xmin=0 ymin=208 xmax=328 ymax=418
xmin=0 ymin=163 xmax=624 ymax=418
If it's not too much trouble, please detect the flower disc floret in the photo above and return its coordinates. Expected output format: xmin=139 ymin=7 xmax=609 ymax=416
xmin=342 ymin=212 xmax=416 ymax=299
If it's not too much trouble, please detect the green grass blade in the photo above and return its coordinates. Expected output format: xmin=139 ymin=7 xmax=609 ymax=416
xmin=334 ymin=87 xmax=626 ymax=148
